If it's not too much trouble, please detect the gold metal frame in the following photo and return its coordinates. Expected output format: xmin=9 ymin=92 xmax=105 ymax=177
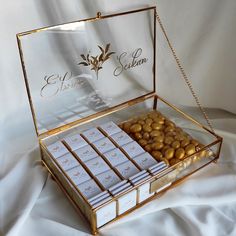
xmin=17 ymin=5 xmax=223 ymax=236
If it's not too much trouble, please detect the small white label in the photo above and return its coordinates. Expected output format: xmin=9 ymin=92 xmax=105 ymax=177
xmin=110 ymin=131 xmax=133 ymax=146
xmin=47 ymin=141 xmax=68 ymax=158
xmin=93 ymin=137 xmax=116 ymax=154
xmin=99 ymin=121 xmax=121 ymax=136
xmin=84 ymin=156 xmax=110 ymax=176
xmin=117 ymin=190 xmax=137 ymax=215
xmin=138 ymin=182 xmax=154 ymax=203
xmin=122 ymin=141 xmax=145 ymax=159
xmin=96 ymin=201 xmax=116 ymax=228
xmin=82 ymin=128 xmax=104 ymax=143
xmin=64 ymin=134 xmax=88 ymax=151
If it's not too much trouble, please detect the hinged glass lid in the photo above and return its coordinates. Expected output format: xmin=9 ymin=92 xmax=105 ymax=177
xmin=17 ymin=7 xmax=156 ymax=136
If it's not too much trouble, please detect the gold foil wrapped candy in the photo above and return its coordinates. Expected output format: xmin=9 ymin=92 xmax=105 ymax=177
xmin=119 ymin=110 xmax=210 ymax=168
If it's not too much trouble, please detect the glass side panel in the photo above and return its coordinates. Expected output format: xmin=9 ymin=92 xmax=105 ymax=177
xmin=17 ymin=7 xmax=155 ymax=135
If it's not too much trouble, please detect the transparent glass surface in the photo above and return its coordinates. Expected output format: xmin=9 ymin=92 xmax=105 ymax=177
xmin=17 ymin=8 xmax=155 ymax=135
xmin=42 ymin=96 xmax=219 ymax=150
xmin=41 ymin=95 xmax=221 ymax=231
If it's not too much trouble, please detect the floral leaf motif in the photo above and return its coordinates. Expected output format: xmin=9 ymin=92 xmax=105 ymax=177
xmin=78 ymin=43 xmax=115 ymax=79
xmin=98 ymin=45 xmax=104 ymax=53
xmin=91 ymin=56 xmax=98 ymax=62
xmin=107 ymin=52 xmax=115 ymax=57
xmin=104 ymin=52 xmax=115 ymax=61
xmin=105 ymin=43 xmax=110 ymax=53
xmin=90 ymin=61 xmax=96 ymax=66
xmin=80 ymin=54 xmax=86 ymax=60
xmin=98 ymin=53 xmax=104 ymax=61
xmin=78 ymin=62 xmax=89 ymax=66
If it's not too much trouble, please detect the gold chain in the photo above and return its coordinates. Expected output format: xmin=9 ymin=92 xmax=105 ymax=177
xmin=155 ymin=10 xmax=215 ymax=133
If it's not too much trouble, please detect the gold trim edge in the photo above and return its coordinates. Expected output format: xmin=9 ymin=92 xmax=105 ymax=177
xmin=16 ymin=6 xmax=156 ymax=37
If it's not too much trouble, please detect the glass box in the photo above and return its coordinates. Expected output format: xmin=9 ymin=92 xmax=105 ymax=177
xmin=17 ymin=6 xmax=222 ymax=234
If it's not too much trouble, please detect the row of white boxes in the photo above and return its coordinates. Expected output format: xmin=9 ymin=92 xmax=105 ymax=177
xmin=45 ymin=121 xmax=169 ymax=228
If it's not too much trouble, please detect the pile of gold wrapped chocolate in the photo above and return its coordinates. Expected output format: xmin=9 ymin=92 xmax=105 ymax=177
xmin=119 ymin=110 xmax=213 ymax=168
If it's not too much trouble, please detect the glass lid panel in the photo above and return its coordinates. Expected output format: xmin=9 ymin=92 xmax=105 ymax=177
xmin=17 ymin=7 xmax=155 ymax=135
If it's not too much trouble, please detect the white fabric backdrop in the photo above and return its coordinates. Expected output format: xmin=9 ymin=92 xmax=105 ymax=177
xmin=1 ymin=0 xmax=236 ymax=235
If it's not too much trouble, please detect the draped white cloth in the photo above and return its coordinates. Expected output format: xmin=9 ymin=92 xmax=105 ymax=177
xmin=1 ymin=0 xmax=236 ymax=235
